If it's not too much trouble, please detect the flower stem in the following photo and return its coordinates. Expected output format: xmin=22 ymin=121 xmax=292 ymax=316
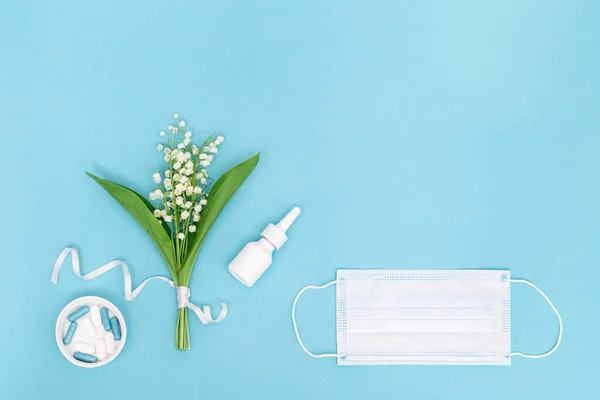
xmin=176 ymin=307 xmax=190 ymax=350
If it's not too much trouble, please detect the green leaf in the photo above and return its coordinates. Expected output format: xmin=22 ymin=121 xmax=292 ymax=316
xmin=112 ymin=180 xmax=173 ymax=238
xmin=86 ymin=172 xmax=178 ymax=279
xmin=180 ymin=153 xmax=260 ymax=284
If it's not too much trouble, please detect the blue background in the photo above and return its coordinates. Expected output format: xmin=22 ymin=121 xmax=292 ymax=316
xmin=1 ymin=0 xmax=598 ymax=399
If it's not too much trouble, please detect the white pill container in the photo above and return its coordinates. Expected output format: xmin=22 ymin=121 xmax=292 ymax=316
xmin=56 ymin=296 xmax=127 ymax=368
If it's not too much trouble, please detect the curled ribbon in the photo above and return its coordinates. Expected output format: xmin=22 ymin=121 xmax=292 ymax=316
xmin=51 ymin=247 xmax=227 ymax=324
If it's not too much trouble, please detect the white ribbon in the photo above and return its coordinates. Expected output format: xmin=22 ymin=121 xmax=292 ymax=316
xmin=51 ymin=247 xmax=227 ymax=325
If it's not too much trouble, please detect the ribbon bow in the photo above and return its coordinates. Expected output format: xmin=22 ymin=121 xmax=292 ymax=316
xmin=51 ymin=247 xmax=227 ymax=324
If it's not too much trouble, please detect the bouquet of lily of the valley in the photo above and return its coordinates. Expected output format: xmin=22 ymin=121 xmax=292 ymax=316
xmin=87 ymin=113 xmax=259 ymax=350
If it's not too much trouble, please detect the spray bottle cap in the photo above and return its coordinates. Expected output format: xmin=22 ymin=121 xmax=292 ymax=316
xmin=260 ymin=207 xmax=301 ymax=250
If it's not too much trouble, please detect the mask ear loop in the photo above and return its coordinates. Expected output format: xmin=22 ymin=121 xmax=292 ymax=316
xmin=510 ymin=278 xmax=563 ymax=359
xmin=291 ymin=279 xmax=341 ymax=359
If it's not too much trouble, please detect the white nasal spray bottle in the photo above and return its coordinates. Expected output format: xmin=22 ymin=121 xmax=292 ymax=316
xmin=228 ymin=207 xmax=301 ymax=287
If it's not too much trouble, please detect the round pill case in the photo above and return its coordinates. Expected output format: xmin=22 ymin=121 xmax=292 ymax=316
xmin=56 ymin=296 xmax=127 ymax=368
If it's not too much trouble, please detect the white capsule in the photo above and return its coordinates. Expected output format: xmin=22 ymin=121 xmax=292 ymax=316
xmin=95 ymin=338 xmax=108 ymax=361
xmin=78 ymin=318 xmax=97 ymax=339
xmin=104 ymin=332 xmax=116 ymax=354
xmin=90 ymin=306 xmax=102 ymax=328
xmin=74 ymin=342 xmax=96 ymax=355
xmin=96 ymin=325 xmax=105 ymax=337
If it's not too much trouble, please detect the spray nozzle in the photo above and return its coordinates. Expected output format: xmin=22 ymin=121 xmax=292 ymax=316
xmin=277 ymin=206 xmax=301 ymax=233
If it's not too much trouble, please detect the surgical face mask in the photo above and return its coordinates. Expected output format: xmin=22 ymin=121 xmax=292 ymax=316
xmin=292 ymin=270 xmax=562 ymax=366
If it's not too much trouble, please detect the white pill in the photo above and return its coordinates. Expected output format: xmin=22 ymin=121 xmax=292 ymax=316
xmin=104 ymin=332 xmax=116 ymax=354
xmin=78 ymin=318 xmax=97 ymax=339
xmin=95 ymin=338 xmax=107 ymax=361
xmin=95 ymin=326 xmax=106 ymax=338
xmin=74 ymin=342 xmax=96 ymax=355
xmin=90 ymin=305 xmax=102 ymax=327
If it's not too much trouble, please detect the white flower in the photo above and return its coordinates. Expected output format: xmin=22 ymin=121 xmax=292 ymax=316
xmin=165 ymin=170 xmax=171 ymax=177
xmin=164 ymin=178 xmax=172 ymax=189
xmin=177 ymin=143 xmax=185 ymax=149
xmin=184 ymin=152 xmax=191 ymax=160
xmin=164 ymin=215 xmax=173 ymax=222
xmin=180 ymin=176 xmax=189 ymax=184
xmin=192 ymin=146 xmax=199 ymax=155
xmin=153 ymin=172 xmax=161 ymax=183
xmin=164 ymin=148 xmax=172 ymax=155
xmin=185 ymin=186 xmax=193 ymax=196
xmin=173 ymin=173 xmax=181 ymax=182
xmin=200 ymin=160 xmax=210 ymax=167
xmin=216 ymin=135 xmax=224 ymax=143
xmin=185 ymin=131 xmax=192 ymax=138
xmin=196 ymin=172 xmax=204 ymax=180
xmin=178 ymin=152 xmax=187 ymax=162
xmin=149 ymin=192 xmax=156 ymax=200
xmin=179 ymin=120 xmax=186 ymax=127
xmin=189 ymin=225 xmax=197 ymax=233
xmin=200 ymin=177 xmax=207 ymax=185
xmin=199 ymin=198 xmax=207 ymax=206
xmin=161 ymin=209 xmax=167 ymax=217
xmin=194 ymin=204 xmax=202 ymax=213
xmin=185 ymin=168 xmax=193 ymax=176
xmin=176 ymin=197 xmax=184 ymax=206
xmin=207 ymin=155 xmax=214 ymax=162
xmin=168 ymin=125 xmax=174 ymax=131
xmin=173 ymin=112 xmax=180 ymax=118
xmin=173 ymin=162 xmax=182 ymax=170
xmin=159 ymin=131 xmax=166 ymax=136
xmin=193 ymin=186 xmax=202 ymax=194
xmin=210 ymin=147 xmax=218 ymax=153
xmin=153 ymin=189 xmax=164 ymax=200
xmin=185 ymin=201 xmax=192 ymax=209
xmin=193 ymin=214 xmax=200 ymax=222
xmin=156 ymin=144 xmax=164 ymax=151
xmin=183 ymin=138 xmax=191 ymax=146
xmin=199 ymin=153 xmax=207 ymax=160
xmin=185 ymin=161 xmax=193 ymax=169
xmin=178 ymin=232 xmax=185 ymax=240
xmin=163 ymin=155 xmax=169 ymax=162
xmin=181 ymin=210 xmax=190 ymax=219
xmin=201 ymin=168 xmax=208 ymax=175
xmin=153 ymin=210 xmax=162 ymax=218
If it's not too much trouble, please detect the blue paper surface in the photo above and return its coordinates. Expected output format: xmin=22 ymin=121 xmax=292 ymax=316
xmin=0 ymin=1 xmax=598 ymax=399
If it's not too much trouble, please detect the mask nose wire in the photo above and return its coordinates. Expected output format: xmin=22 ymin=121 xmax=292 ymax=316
xmin=291 ymin=279 xmax=341 ymax=359
xmin=510 ymin=278 xmax=563 ymax=359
